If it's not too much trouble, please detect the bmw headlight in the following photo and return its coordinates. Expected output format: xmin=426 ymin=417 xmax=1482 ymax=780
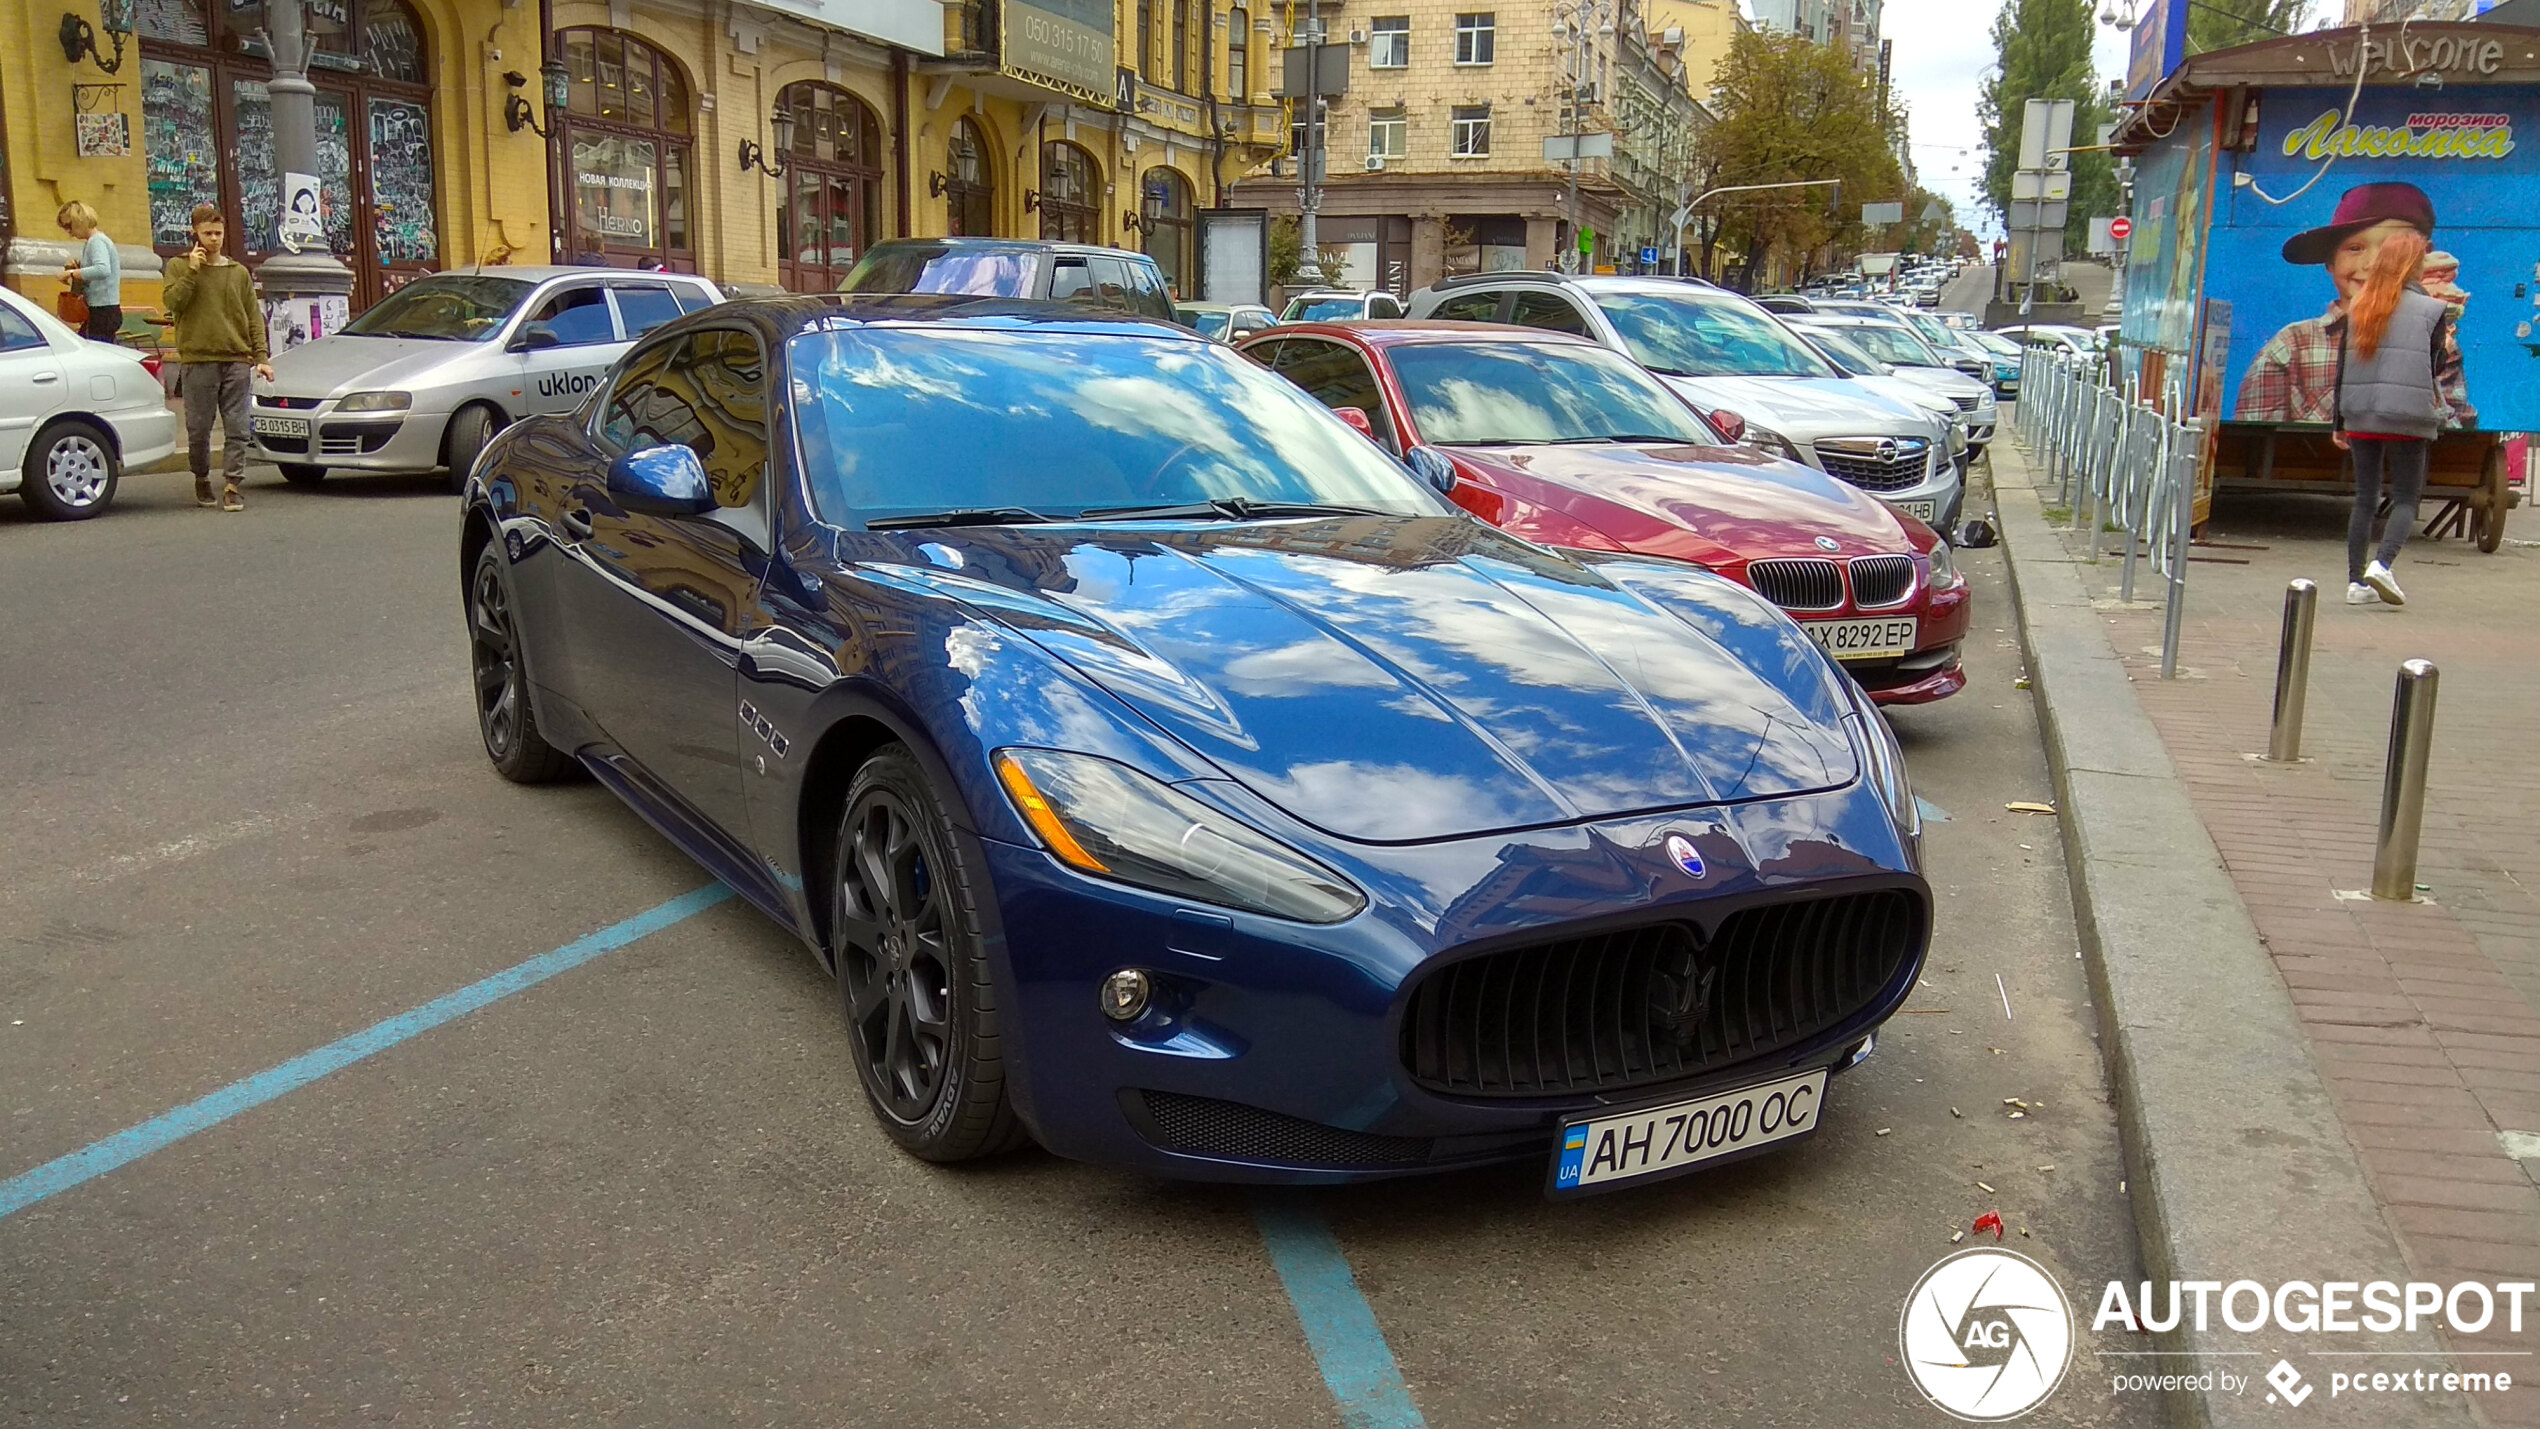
xmin=335 ymin=390 xmax=412 ymax=413
xmin=993 ymin=748 xmax=1366 ymax=923
xmin=1926 ymin=540 xmax=1966 ymax=591
xmin=1745 ymin=424 xmax=1806 ymax=465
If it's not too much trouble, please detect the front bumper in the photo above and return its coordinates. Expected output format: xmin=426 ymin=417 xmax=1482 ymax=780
xmin=1843 ymin=574 xmax=1971 ymax=706
xmin=977 ymin=789 xmax=1927 ymax=1185
xmin=249 ymin=401 xmax=452 ymax=473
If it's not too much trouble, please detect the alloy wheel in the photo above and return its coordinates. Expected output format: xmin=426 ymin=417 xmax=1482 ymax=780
xmin=834 ymin=792 xmax=954 ymax=1123
xmin=469 ymin=562 xmax=521 ymax=760
xmin=45 ymin=433 xmax=112 ymax=508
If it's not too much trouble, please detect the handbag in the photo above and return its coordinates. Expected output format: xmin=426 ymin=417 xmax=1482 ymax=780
xmin=58 ymin=286 xmax=90 ymax=327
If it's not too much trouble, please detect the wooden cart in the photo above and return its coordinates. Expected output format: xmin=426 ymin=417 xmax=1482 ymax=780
xmin=2213 ymin=422 xmax=2514 ymax=553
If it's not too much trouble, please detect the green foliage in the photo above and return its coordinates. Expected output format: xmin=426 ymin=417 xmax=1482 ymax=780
xmin=1978 ymin=0 xmax=2120 ymax=255
xmin=1269 ymin=214 xmax=1304 ymax=290
xmin=2187 ymin=0 xmax=2306 ymax=54
xmin=1700 ymin=27 xmax=1908 ymax=279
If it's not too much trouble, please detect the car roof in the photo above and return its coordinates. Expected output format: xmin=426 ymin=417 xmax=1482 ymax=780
xmin=859 ymin=236 xmax=1157 ymax=263
xmin=1241 ymin=320 xmax=1601 ymax=351
xmin=628 ymin=293 xmax=1207 ymax=348
xmin=424 ymin=265 xmax=717 ymax=285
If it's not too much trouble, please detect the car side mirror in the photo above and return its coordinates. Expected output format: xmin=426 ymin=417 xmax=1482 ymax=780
xmin=1404 ymin=446 xmax=1458 ymax=495
xmin=606 ymin=444 xmax=718 ymax=516
xmin=508 ymin=324 xmax=561 ymax=353
xmin=1333 ymin=406 xmax=1377 ymax=438
xmin=1955 ymin=517 xmax=2000 ymax=549
xmin=1709 ymin=408 xmax=1748 ymax=444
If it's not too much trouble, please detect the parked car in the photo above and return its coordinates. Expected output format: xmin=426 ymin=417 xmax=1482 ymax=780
xmin=1407 ymin=273 xmax=1967 ymax=529
xmin=460 ymin=293 xmax=1930 ymax=1190
xmin=2004 ymin=324 xmax=2100 ymax=363
xmin=0 ymin=284 xmax=177 ymax=520
xmin=1789 ymin=325 xmax=1979 ymax=459
xmin=839 ymin=238 xmax=1178 ymax=325
xmin=1753 ymin=294 xmax=1818 ymax=315
xmin=1278 ymin=289 xmax=1408 ymax=322
xmin=1239 ymin=321 xmax=1971 ymax=705
xmin=1792 ymin=315 xmax=1998 ymax=450
xmin=1888 ymin=308 xmax=1997 ymax=381
xmin=1963 ymin=330 xmax=2026 ymax=397
xmin=251 ymin=267 xmax=721 ymax=492
xmin=1176 ymin=302 xmax=1277 ymax=342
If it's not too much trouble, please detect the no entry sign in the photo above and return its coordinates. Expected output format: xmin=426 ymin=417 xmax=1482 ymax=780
xmin=2109 ymin=216 xmax=2134 ymax=242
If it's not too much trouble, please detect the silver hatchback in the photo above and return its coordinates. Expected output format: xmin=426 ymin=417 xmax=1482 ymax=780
xmin=250 ymin=267 xmax=721 ymax=490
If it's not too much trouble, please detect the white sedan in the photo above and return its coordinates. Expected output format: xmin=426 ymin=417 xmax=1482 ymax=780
xmin=0 ymin=286 xmax=177 ymax=520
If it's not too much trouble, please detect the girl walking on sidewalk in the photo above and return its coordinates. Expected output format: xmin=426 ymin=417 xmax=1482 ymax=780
xmin=2335 ymin=230 xmax=2451 ymax=608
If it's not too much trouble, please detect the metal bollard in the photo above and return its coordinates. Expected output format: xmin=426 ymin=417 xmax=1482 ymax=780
xmin=2266 ymin=580 xmax=2317 ymax=760
xmin=2371 ymin=659 xmax=2441 ymax=901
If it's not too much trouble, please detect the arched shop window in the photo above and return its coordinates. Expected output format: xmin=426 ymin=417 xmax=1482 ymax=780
xmin=137 ymin=0 xmax=440 ymax=307
xmin=557 ymin=28 xmax=695 ymax=269
xmin=1139 ymin=168 xmax=1194 ymax=296
xmin=945 ymin=118 xmax=994 ymax=237
xmin=776 ymin=82 xmax=886 ymax=292
xmin=1036 ymin=141 xmax=1099 ymax=244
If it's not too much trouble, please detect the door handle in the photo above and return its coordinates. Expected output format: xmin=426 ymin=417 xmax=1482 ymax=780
xmin=32 ymin=373 xmax=60 ymax=385
xmin=559 ymin=507 xmax=594 ymax=540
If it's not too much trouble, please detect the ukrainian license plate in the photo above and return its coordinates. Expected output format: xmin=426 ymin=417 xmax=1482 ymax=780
xmin=1804 ymin=616 xmax=1919 ymax=660
xmin=1551 ymin=1069 xmax=1827 ymax=1196
xmin=250 ymin=415 xmax=309 ymax=439
xmin=1895 ymin=498 xmax=1938 ymax=522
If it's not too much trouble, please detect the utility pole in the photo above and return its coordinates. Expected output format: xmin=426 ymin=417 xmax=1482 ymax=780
xmin=1300 ymin=0 xmax=1321 ymax=262
xmin=257 ymin=0 xmax=354 ymax=344
xmin=1554 ymin=0 xmax=1612 ymax=274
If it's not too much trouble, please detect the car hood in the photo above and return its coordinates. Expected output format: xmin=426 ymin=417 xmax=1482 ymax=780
xmin=1655 ymin=372 xmax=1936 ymax=441
xmin=1448 ymin=444 xmax=1912 ymax=564
xmin=265 ymin=334 xmax=483 ymax=398
xmin=873 ymin=519 xmax=1856 ymax=844
xmin=1891 ymin=366 xmax=1994 ymax=400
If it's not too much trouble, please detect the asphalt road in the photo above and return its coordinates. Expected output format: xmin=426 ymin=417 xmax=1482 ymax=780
xmin=1 ymin=459 xmax=2157 ymax=1427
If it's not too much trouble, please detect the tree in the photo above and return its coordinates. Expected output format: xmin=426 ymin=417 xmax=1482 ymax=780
xmin=1698 ymin=28 xmax=1908 ymax=286
xmin=2188 ymin=0 xmax=2310 ymax=54
xmin=1978 ymin=0 xmax=2119 ymax=257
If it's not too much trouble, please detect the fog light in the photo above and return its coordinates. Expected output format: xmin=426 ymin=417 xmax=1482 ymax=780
xmin=1100 ymin=969 xmax=1152 ymax=1022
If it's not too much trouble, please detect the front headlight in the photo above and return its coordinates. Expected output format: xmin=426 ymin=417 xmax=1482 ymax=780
xmin=1847 ymin=698 xmax=1920 ymax=846
xmin=336 ymin=390 xmax=412 ymax=412
xmin=1943 ymin=420 xmax=1969 ymax=456
xmin=1927 ymin=540 xmax=1965 ymax=590
xmin=993 ymin=748 xmax=1366 ymax=923
xmin=1745 ymin=424 xmax=1806 ymax=465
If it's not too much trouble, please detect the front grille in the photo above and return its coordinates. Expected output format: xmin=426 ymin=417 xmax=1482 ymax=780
xmin=1952 ymin=394 xmax=1982 ymax=412
xmin=317 ymin=422 xmax=399 ymax=457
xmin=1849 ymin=554 xmax=1916 ymax=608
xmin=1747 ymin=558 xmax=1844 ymax=612
xmin=255 ymin=395 xmax=320 ymax=410
xmin=256 ymin=434 xmax=310 ymax=454
xmin=1135 ymin=1090 xmax=1435 ymax=1167
xmin=1400 ymin=891 xmax=1924 ymax=1098
xmin=1816 ymin=437 xmax=1931 ymax=492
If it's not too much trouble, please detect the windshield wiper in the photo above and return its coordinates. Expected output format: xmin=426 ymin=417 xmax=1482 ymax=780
xmin=865 ymin=507 xmax=1057 ymax=530
xmin=1078 ymin=498 xmax=1388 ymax=522
xmin=1537 ymin=434 xmax=1692 ymax=445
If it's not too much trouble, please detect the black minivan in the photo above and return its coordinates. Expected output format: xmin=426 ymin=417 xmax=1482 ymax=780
xmin=839 ymin=239 xmax=1181 ymax=324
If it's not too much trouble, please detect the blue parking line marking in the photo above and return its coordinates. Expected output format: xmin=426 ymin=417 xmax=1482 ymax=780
xmin=0 ymin=884 xmax=733 ymax=1223
xmin=1252 ymin=1194 xmax=1428 ymax=1429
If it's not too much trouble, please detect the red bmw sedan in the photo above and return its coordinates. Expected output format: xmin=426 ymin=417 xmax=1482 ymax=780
xmin=1238 ymin=323 xmax=1970 ymax=704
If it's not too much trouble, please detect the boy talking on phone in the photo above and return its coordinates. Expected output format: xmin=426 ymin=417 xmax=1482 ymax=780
xmin=163 ymin=204 xmax=275 ymax=512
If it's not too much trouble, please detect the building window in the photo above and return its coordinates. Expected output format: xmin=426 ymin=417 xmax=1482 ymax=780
xmin=558 ymin=29 xmax=696 ymax=269
xmin=1038 ymin=140 xmax=1100 ymax=243
xmin=138 ymin=0 xmax=440 ymax=307
xmin=1174 ymin=0 xmax=1192 ymax=91
xmin=776 ymin=82 xmax=886 ymax=293
xmin=1451 ymin=104 xmax=1490 ymax=156
xmin=1139 ymin=167 xmax=1195 ymax=295
xmin=945 ymin=117 xmax=994 ymax=237
xmin=1369 ymin=16 xmax=1409 ymax=68
xmin=1228 ymin=6 xmax=1250 ymax=97
xmin=1289 ymin=106 xmax=1326 ymax=161
xmin=1454 ymin=12 xmax=1494 ymax=64
xmin=1368 ymin=108 xmax=1406 ymax=160
xmin=1139 ymin=0 xmax=1157 ymax=80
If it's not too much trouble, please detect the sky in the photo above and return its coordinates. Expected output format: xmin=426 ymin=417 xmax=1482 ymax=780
xmin=1870 ymin=0 xmax=2132 ymax=240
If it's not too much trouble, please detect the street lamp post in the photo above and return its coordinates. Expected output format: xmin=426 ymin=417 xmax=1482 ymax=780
xmin=1554 ymin=0 xmax=1615 ymax=274
xmin=256 ymin=0 xmax=354 ymax=345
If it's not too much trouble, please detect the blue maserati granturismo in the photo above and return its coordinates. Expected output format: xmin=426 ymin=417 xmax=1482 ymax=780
xmin=459 ymin=296 xmax=1929 ymax=1194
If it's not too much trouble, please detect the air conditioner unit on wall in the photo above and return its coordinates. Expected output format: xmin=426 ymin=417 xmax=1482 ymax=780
xmin=1365 ymin=155 xmax=1386 ymax=171
xmin=1348 ymin=27 xmax=1367 ymax=43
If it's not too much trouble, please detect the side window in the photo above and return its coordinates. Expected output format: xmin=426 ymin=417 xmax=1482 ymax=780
xmin=0 ymin=305 xmax=47 ymax=351
xmin=526 ymin=285 xmax=617 ymax=347
xmin=1234 ymin=312 xmax=1275 ymax=338
xmin=1049 ymin=258 xmax=1095 ymax=303
xmin=1278 ymin=340 xmax=1398 ymax=452
xmin=1369 ymin=293 xmax=1405 ymax=319
xmin=1429 ymin=290 xmax=1504 ymax=322
xmin=1241 ymin=339 xmax=1287 ymax=370
xmin=597 ymin=341 xmax=678 ymax=451
xmin=610 ymin=286 xmax=686 ymax=340
xmin=1508 ymin=290 xmax=1589 ymax=335
xmin=647 ymin=329 xmax=772 ymax=511
xmin=1123 ymin=262 xmax=1175 ymax=321
xmin=1088 ymin=257 xmax=1137 ymax=313
xmin=673 ymin=285 xmax=718 ymax=314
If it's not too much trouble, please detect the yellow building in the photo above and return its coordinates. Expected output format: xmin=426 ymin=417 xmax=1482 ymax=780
xmin=1 ymin=0 xmax=1283 ymax=319
xmin=1645 ymin=0 xmax=1741 ymax=103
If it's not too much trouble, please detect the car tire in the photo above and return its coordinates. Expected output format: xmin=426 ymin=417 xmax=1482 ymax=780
xmin=19 ymin=420 xmax=119 ymax=521
xmin=467 ymin=543 xmax=577 ymax=784
xmin=443 ymin=406 xmax=499 ymax=495
xmin=279 ymin=463 xmax=327 ymax=486
xmin=830 ymin=745 xmax=1028 ymax=1163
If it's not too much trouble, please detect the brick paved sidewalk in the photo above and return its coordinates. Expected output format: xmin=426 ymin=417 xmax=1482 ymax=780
xmin=2012 ymin=450 xmax=2540 ymax=1420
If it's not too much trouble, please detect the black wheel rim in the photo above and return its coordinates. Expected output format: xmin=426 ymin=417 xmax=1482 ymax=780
xmin=470 ymin=561 xmax=522 ymax=760
xmin=834 ymin=792 xmax=954 ymax=1124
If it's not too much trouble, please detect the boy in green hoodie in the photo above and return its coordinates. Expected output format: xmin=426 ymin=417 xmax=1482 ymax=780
xmin=163 ymin=203 xmax=275 ymax=511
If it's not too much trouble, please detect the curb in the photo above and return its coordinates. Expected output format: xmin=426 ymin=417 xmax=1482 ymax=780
xmin=1987 ymin=442 xmax=2473 ymax=1428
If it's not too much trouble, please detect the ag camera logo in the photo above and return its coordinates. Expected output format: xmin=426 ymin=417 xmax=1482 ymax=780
xmin=1901 ymin=1248 xmax=2076 ymax=1421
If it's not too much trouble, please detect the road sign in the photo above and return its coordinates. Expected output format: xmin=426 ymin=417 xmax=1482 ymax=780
xmin=1541 ymin=132 xmax=1615 ymax=162
xmin=1640 ymin=246 xmax=1658 ymax=266
xmin=1668 ymin=204 xmax=1692 ymax=231
xmin=1861 ymin=201 xmax=1905 ymax=227
xmin=2110 ymin=216 xmax=2134 ymax=242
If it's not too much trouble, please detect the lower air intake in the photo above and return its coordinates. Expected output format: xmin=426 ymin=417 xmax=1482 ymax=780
xmin=1134 ymin=1090 xmax=1435 ymax=1167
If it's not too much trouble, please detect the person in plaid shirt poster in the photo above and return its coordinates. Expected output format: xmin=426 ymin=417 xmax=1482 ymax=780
xmin=2234 ymin=182 xmax=2475 ymax=428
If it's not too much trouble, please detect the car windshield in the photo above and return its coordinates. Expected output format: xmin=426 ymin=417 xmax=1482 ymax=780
xmin=1969 ymin=331 xmax=2021 ymax=357
xmin=1798 ymin=328 xmax=1882 ymax=378
xmin=1181 ymin=308 xmax=1231 ymax=339
xmin=1388 ymin=342 xmax=1715 ymax=446
xmin=1839 ymin=325 xmax=1945 ymax=368
xmin=1591 ymin=291 xmax=1837 ymax=379
xmin=341 ymin=275 xmax=534 ymax=341
xmin=1285 ymin=297 xmax=1363 ymax=322
xmin=840 ymin=246 xmax=1039 ymax=298
xmin=791 ymin=328 xmax=1445 ymax=526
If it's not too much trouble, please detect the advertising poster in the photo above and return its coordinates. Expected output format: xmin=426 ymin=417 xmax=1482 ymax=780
xmin=2125 ymin=0 xmax=2190 ymax=105
xmin=1001 ymin=0 xmax=1114 ymax=105
xmin=2215 ymin=85 xmax=2535 ymax=432
xmin=2119 ymin=123 xmax=2216 ymax=357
